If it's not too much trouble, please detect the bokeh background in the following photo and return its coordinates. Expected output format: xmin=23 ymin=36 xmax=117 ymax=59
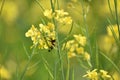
xmin=0 ymin=0 xmax=120 ymax=80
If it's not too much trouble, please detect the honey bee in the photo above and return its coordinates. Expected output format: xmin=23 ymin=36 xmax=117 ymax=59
xmin=48 ymin=38 xmax=56 ymax=52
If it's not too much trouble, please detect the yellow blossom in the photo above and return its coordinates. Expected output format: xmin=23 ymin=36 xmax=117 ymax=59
xmin=43 ymin=9 xmax=53 ymax=19
xmin=55 ymin=9 xmax=69 ymax=17
xmin=84 ymin=52 xmax=90 ymax=61
xmin=63 ymin=34 xmax=89 ymax=60
xmin=65 ymin=40 xmax=75 ymax=49
xmin=74 ymin=34 xmax=86 ymax=46
xmin=68 ymin=51 xmax=76 ymax=58
xmin=76 ymin=47 xmax=84 ymax=54
xmin=0 ymin=66 xmax=11 ymax=79
xmin=100 ymin=70 xmax=112 ymax=79
xmin=83 ymin=69 xmax=112 ymax=80
xmin=58 ymin=17 xmax=72 ymax=24
xmin=25 ymin=25 xmax=40 ymax=45
xmin=83 ymin=69 xmax=98 ymax=80
xmin=25 ymin=23 xmax=56 ymax=50
xmin=43 ymin=9 xmax=72 ymax=24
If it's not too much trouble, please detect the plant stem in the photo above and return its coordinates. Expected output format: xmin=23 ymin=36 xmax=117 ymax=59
xmin=50 ymin=0 xmax=64 ymax=79
xmin=19 ymin=47 xmax=35 ymax=80
xmin=66 ymin=53 xmax=70 ymax=80
xmin=100 ymin=51 xmax=120 ymax=76
xmin=114 ymin=0 xmax=120 ymax=40
xmin=108 ymin=0 xmax=115 ymax=20
xmin=81 ymin=0 xmax=92 ymax=68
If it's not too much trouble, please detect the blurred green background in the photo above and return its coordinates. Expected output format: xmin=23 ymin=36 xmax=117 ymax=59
xmin=0 ymin=0 xmax=120 ymax=80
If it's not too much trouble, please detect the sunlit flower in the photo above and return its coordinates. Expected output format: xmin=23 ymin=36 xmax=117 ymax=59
xmin=58 ymin=17 xmax=72 ymax=24
xmin=25 ymin=25 xmax=40 ymax=45
xmin=43 ymin=9 xmax=53 ymax=19
xmin=76 ymin=47 xmax=84 ymax=54
xmin=25 ymin=23 xmax=56 ymax=50
xmin=55 ymin=9 xmax=69 ymax=17
xmin=68 ymin=51 xmax=76 ymax=58
xmin=55 ymin=9 xmax=72 ymax=24
xmin=44 ymin=9 xmax=72 ymax=24
xmin=63 ymin=34 xmax=90 ymax=60
xmin=0 ymin=66 xmax=11 ymax=79
xmin=100 ymin=70 xmax=112 ymax=79
xmin=83 ymin=69 xmax=112 ymax=80
xmin=83 ymin=52 xmax=90 ymax=61
xmin=74 ymin=34 xmax=86 ymax=46
xmin=83 ymin=69 xmax=98 ymax=80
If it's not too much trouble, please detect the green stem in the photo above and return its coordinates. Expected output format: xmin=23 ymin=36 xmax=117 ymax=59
xmin=72 ymin=68 xmax=74 ymax=80
xmin=100 ymin=51 xmax=120 ymax=76
xmin=108 ymin=0 xmax=115 ymax=20
xmin=95 ymin=42 xmax=99 ymax=69
xmin=50 ymin=0 xmax=64 ymax=79
xmin=66 ymin=53 xmax=70 ymax=80
xmin=81 ymin=0 xmax=92 ymax=68
xmin=114 ymin=0 xmax=120 ymax=40
xmin=34 ymin=0 xmax=45 ymax=11
xmin=42 ymin=55 xmax=54 ymax=80
xmin=19 ymin=47 xmax=35 ymax=80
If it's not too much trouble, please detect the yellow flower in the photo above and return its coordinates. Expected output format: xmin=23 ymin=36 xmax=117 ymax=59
xmin=0 ymin=66 xmax=11 ymax=79
xmin=55 ymin=9 xmax=72 ymax=24
xmin=83 ymin=52 xmax=90 ymax=61
xmin=107 ymin=24 xmax=119 ymax=39
xmin=76 ymin=47 xmax=84 ymax=55
xmin=25 ymin=23 xmax=56 ymax=50
xmin=43 ymin=9 xmax=72 ymax=24
xmin=58 ymin=17 xmax=72 ymax=24
xmin=55 ymin=9 xmax=69 ymax=18
xmin=83 ymin=69 xmax=98 ymax=80
xmin=63 ymin=34 xmax=90 ymax=60
xmin=43 ymin=9 xmax=53 ymax=19
xmin=25 ymin=25 xmax=40 ymax=45
xmin=100 ymin=70 xmax=112 ymax=79
xmin=68 ymin=51 xmax=76 ymax=58
xmin=74 ymin=34 xmax=86 ymax=46
xmin=47 ymin=22 xmax=55 ymax=31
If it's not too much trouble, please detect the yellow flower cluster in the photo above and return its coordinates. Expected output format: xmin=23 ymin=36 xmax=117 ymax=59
xmin=44 ymin=9 xmax=72 ymax=24
xmin=63 ymin=34 xmax=90 ymax=60
xmin=83 ymin=69 xmax=112 ymax=80
xmin=25 ymin=22 xmax=56 ymax=50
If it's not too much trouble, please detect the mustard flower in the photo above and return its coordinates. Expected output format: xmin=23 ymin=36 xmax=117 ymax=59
xmin=100 ymin=70 xmax=112 ymax=80
xmin=83 ymin=69 xmax=98 ymax=80
xmin=55 ymin=9 xmax=69 ymax=18
xmin=63 ymin=34 xmax=90 ymax=60
xmin=68 ymin=51 xmax=76 ymax=58
xmin=43 ymin=9 xmax=53 ymax=19
xmin=76 ymin=47 xmax=84 ymax=55
xmin=25 ymin=23 xmax=56 ymax=50
xmin=44 ymin=9 xmax=72 ymax=24
xmin=83 ymin=69 xmax=112 ymax=80
xmin=25 ymin=25 xmax=40 ymax=45
xmin=55 ymin=9 xmax=72 ymax=24
xmin=73 ymin=34 xmax=86 ymax=46
xmin=83 ymin=52 xmax=90 ymax=61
